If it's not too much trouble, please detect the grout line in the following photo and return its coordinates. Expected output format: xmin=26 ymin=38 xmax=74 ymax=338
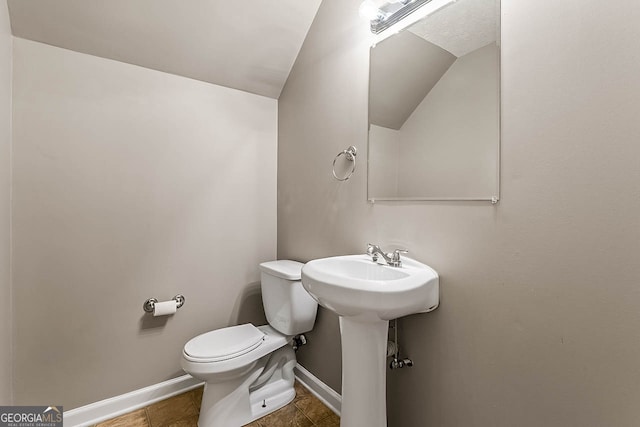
xmin=143 ymin=406 xmax=151 ymax=427
xmin=297 ymin=408 xmax=314 ymax=426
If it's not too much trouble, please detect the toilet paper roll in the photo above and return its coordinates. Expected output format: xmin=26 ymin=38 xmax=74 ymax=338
xmin=153 ymin=300 xmax=177 ymax=317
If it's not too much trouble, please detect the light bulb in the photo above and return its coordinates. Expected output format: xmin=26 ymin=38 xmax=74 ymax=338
xmin=359 ymin=0 xmax=384 ymax=21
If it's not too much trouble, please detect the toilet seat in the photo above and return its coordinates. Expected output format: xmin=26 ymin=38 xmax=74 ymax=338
xmin=181 ymin=325 xmax=289 ymax=377
xmin=184 ymin=324 xmax=265 ymax=363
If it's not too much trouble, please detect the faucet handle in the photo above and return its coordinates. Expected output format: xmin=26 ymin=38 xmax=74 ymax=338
xmin=389 ymin=249 xmax=409 ymax=266
xmin=367 ymin=243 xmax=381 ymax=262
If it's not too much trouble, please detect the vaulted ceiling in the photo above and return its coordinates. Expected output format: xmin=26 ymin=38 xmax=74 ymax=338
xmin=409 ymin=0 xmax=497 ymax=58
xmin=7 ymin=0 xmax=322 ymax=99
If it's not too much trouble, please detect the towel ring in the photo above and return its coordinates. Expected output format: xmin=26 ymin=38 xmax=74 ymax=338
xmin=332 ymin=146 xmax=357 ymax=181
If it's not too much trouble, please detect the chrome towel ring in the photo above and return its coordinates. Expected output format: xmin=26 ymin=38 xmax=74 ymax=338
xmin=332 ymin=146 xmax=357 ymax=181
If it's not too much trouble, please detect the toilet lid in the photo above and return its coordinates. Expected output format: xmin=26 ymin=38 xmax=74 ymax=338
xmin=184 ymin=324 xmax=265 ymax=362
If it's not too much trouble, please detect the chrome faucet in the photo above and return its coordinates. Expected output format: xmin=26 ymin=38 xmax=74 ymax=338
xmin=367 ymin=244 xmax=408 ymax=267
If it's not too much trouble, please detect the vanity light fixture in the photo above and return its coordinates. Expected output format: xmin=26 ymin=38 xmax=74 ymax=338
xmin=361 ymin=0 xmax=456 ymax=40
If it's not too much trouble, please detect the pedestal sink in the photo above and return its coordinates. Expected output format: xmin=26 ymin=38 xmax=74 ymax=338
xmin=301 ymin=254 xmax=439 ymax=427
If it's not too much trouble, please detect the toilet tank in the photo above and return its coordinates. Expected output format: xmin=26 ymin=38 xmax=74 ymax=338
xmin=259 ymin=260 xmax=318 ymax=336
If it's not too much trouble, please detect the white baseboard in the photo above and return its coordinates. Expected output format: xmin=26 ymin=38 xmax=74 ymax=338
xmin=63 ymin=375 xmax=204 ymax=427
xmin=294 ymin=363 xmax=342 ymax=416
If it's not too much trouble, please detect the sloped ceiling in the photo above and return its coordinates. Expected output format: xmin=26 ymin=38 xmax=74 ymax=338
xmin=409 ymin=0 xmax=497 ymax=57
xmin=369 ymin=31 xmax=455 ymax=130
xmin=369 ymin=0 xmax=498 ymax=129
xmin=7 ymin=0 xmax=322 ymax=99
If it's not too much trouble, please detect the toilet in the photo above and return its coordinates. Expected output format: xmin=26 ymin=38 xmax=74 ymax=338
xmin=181 ymin=260 xmax=318 ymax=427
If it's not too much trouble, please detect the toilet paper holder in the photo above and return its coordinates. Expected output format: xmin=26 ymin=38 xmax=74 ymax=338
xmin=143 ymin=295 xmax=185 ymax=313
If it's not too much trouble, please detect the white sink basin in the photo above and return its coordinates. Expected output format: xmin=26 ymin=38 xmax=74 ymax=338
xmin=301 ymin=254 xmax=439 ymax=320
xmin=301 ymin=253 xmax=439 ymax=427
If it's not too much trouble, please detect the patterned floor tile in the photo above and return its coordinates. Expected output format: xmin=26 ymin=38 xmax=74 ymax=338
xmin=189 ymin=387 xmax=204 ymax=412
xmin=163 ymin=414 xmax=199 ymax=427
xmin=95 ymin=380 xmax=339 ymax=427
xmin=314 ymin=412 xmax=341 ymax=427
xmin=293 ymin=380 xmax=311 ymax=402
xmin=294 ymin=394 xmax=335 ymax=424
xmin=95 ymin=408 xmax=149 ymax=427
xmin=257 ymin=402 xmax=314 ymax=427
xmin=146 ymin=393 xmax=198 ymax=427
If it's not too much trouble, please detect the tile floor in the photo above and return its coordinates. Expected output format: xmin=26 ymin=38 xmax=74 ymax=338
xmin=94 ymin=381 xmax=339 ymax=427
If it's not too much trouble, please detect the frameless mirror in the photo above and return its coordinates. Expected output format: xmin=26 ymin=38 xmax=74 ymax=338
xmin=367 ymin=0 xmax=500 ymax=202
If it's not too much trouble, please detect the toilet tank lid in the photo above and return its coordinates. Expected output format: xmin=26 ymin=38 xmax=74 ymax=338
xmin=259 ymin=260 xmax=303 ymax=280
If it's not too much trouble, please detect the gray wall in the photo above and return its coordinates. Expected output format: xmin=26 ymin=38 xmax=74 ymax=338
xmin=398 ymin=43 xmax=499 ymax=198
xmin=368 ymin=124 xmax=399 ymax=198
xmin=0 ymin=0 xmax=12 ymax=405
xmin=279 ymin=1 xmax=640 ymax=426
xmin=12 ymin=38 xmax=277 ymax=409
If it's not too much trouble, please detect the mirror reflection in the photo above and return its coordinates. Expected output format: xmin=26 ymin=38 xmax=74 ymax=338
xmin=367 ymin=0 xmax=500 ymax=201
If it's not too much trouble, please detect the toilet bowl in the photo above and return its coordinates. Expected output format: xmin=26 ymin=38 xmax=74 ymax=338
xmin=181 ymin=260 xmax=317 ymax=427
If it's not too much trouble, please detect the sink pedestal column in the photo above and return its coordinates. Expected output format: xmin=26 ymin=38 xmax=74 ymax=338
xmin=339 ymin=315 xmax=388 ymax=427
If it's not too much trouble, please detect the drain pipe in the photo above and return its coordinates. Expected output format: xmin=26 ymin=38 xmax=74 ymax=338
xmin=389 ymin=319 xmax=413 ymax=369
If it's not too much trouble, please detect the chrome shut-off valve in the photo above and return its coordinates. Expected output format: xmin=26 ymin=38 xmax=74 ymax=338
xmin=388 ymin=319 xmax=413 ymax=370
xmin=390 ymin=358 xmax=414 ymax=369
xmin=292 ymin=334 xmax=307 ymax=352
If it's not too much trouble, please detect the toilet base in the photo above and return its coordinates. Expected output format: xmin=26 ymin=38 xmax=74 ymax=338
xmin=197 ymin=345 xmax=297 ymax=427
xmin=248 ymin=378 xmax=295 ymax=421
